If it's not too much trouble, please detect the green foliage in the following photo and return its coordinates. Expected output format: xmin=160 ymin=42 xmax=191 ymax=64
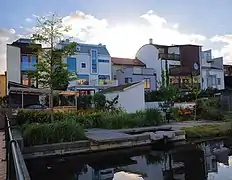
xmin=16 ymin=108 xmax=163 ymax=129
xmin=18 ymin=108 xmax=163 ymax=146
xmin=28 ymin=14 xmax=77 ymax=90
xmin=22 ymin=120 xmax=86 ymax=146
xmin=183 ymin=124 xmax=231 ymax=139
xmin=93 ymin=93 xmax=106 ymax=109
xmin=196 ymin=98 xmax=225 ymax=121
xmin=145 ymin=84 xmax=180 ymax=102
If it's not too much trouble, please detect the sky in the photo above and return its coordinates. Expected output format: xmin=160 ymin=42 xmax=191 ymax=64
xmin=0 ymin=0 xmax=232 ymax=73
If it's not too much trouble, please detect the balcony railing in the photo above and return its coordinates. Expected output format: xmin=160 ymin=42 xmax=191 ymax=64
xmin=159 ymin=53 xmax=180 ymax=61
xmin=97 ymin=80 xmax=118 ymax=86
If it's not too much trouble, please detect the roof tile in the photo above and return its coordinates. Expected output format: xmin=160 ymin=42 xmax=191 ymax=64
xmin=111 ymin=57 xmax=145 ymax=66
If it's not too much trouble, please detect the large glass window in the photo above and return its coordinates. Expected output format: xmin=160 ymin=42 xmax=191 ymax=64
xmin=98 ymin=75 xmax=110 ymax=85
xmin=76 ymin=74 xmax=89 ymax=85
xmin=67 ymin=57 xmax=76 ymax=72
xmin=21 ymin=55 xmax=37 ymax=71
xmin=30 ymin=55 xmax=37 ymax=70
xmin=144 ymin=78 xmax=150 ymax=89
xmin=21 ymin=56 xmax=29 ymax=70
xmin=21 ymin=72 xmax=37 ymax=87
xmin=91 ymin=50 xmax=98 ymax=74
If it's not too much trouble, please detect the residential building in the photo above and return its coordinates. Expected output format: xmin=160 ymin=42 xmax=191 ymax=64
xmin=201 ymin=49 xmax=224 ymax=90
xmin=116 ymin=67 xmax=156 ymax=91
xmin=0 ymin=73 xmax=6 ymax=97
xmin=224 ymin=65 xmax=232 ymax=89
xmin=111 ymin=57 xmax=146 ymax=80
xmin=65 ymin=41 xmax=117 ymax=93
xmin=111 ymin=57 xmax=156 ymax=91
xmin=224 ymin=64 xmax=232 ymax=76
xmin=6 ymin=38 xmax=41 ymax=91
xmin=136 ymin=38 xmax=201 ymax=90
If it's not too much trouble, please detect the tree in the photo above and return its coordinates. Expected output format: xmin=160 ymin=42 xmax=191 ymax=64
xmin=29 ymin=13 xmax=77 ymax=121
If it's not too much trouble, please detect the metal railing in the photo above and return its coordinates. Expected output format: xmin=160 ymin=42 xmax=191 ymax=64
xmin=4 ymin=109 xmax=30 ymax=180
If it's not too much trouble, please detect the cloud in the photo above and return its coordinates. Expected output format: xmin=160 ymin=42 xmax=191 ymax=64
xmin=0 ymin=10 xmax=230 ymax=73
xmin=210 ymin=35 xmax=232 ymax=64
xmin=25 ymin=18 xmax=32 ymax=22
xmin=62 ymin=10 xmax=207 ymax=59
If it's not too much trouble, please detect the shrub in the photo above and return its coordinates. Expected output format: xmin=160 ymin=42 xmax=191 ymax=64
xmin=16 ymin=108 xmax=163 ymax=129
xmin=196 ymin=98 xmax=225 ymax=121
xmin=18 ymin=108 xmax=163 ymax=146
xmin=22 ymin=120 xmax=86 ymax=146
xmin=170 ymin=107 xmax=193 ymax=122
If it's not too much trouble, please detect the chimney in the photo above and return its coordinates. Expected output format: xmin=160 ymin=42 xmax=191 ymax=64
xmin=149 ymin=38 xmax=153 ymax=44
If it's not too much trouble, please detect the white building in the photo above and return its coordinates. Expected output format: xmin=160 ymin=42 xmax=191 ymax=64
xmin=6 ymin=38 xmax=118 ymax=97
xmin=64 ymin=42 xmax=118 ymax=93
xmin=104 ymin=81 xmax=145 ymax=113
xmin=201 ymin=49 xmax=224 ymax=90
xmin=136 ymin=39 xmax=202 ymax=89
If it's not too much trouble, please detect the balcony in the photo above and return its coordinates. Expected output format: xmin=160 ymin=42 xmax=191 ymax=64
xmin=97 ymin=79 xmax=118 ymax=87
xmin=159 ymin=53 xmax=180 ymax=61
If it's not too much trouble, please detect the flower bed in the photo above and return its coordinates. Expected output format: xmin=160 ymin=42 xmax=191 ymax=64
xmin=170 ymin=107 xmax=193 ymax=122
xmin=16 ymin=108 xmax=163 ymax=146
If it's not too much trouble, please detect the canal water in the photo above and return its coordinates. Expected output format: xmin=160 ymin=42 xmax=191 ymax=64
xmin=26 ymin=141 xmax=232 ymax=180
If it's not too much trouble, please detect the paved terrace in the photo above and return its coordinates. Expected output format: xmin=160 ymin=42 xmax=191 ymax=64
xmin=86 ymin=120 xmax=225 ymax=142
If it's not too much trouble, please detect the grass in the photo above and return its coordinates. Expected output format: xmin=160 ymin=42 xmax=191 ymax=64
xmin=17 ymin=108 xmax=163 ymax=146
xmin=182 ymin=124 xmax=232 ymax=140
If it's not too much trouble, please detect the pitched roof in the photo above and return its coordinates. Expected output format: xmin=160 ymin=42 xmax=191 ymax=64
xmin=78 ymin=43 xmax=110 ymax=56
xmin=102 ymin=82 xmax=140 ymax=93
xmin=111 ymin=57 xmax=145 ymax=66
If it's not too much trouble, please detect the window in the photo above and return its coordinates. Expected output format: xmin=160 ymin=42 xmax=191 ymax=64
xmin=217 ymin=78 xmax=221 ymax=85
xmin=30 ymin=55 xmax=37 ymax=70
xmin=99 ymin=75 xmax=110 ymax=85
xmin=21 ymin=56 xmax=29 ymax=70
xmin=21 ymin=55 xmax=37 ymax=71
xmin=67 ymin=57 xmax=76 ymax=72
xmin=98 ymin=59 xmax=109 ymax=63
xmin=81 ymin=62 xmax=86 ymax=68
xmin=76 ymin=74 xmax=89 ymax=85
xmin=21 ymin=72 xmax=36 ymax=87
xmin=91 ymin=49 xmax=98 ymax=74
xmin=144 ymin=78 xmax=150 ymax=89
xmin=125 ymin=78 xmax=132 ymax=83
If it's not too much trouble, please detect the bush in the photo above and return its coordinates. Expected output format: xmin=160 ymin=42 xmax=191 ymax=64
xmin=196 ymin=98 xmax=225 ymax=121
xmin=17 ymin=108 xmax=163 ymax=146
xmin=16 ymin=108 xmax=163 ymax=129
xmin=170 ymin=107 xmax=193 ymax=122
xmin=22 ymin=120 xmax=86 ymax=146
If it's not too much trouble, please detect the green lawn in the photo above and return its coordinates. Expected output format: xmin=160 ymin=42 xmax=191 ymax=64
xmin=182 ymin=124 xmax=232 ymax=139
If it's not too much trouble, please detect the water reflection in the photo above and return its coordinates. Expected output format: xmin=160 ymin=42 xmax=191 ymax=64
xmin=26 ymin=141 xmax=232 ymax=180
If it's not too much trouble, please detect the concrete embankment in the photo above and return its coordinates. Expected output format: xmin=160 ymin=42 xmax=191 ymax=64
xmin=12 ymin=126 xmax=185 ymax=159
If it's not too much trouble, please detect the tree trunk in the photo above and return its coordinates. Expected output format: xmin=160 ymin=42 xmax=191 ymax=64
xmin=49 ymin=87 xmax=54 ymax=122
